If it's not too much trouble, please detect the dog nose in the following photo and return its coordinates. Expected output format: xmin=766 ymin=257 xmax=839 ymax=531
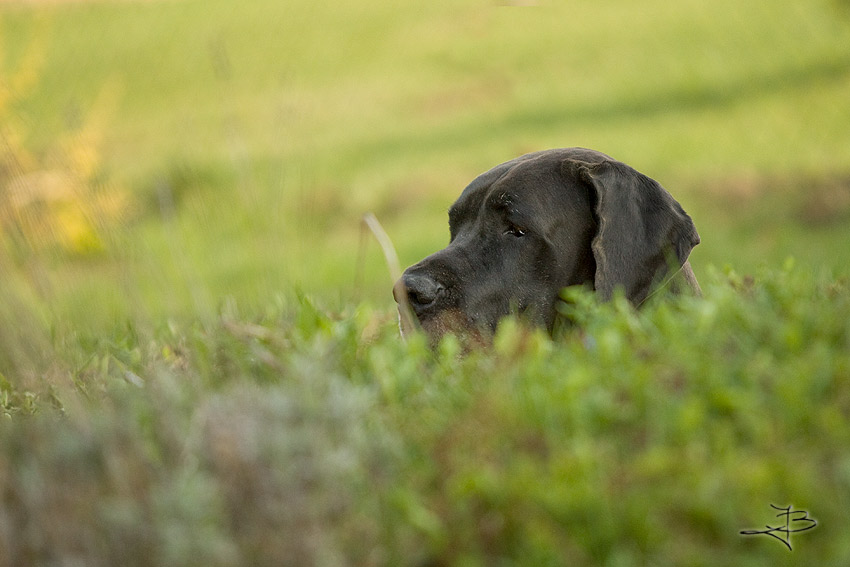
xmin=394 ymin=273 xmax=444 ymax=311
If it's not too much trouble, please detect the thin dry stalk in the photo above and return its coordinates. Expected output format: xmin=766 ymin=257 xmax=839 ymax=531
xmin=360 ymin=212 xmax=417 ymax=336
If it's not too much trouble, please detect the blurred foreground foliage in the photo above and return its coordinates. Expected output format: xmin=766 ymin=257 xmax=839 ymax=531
xmin=2 ymin=265 xmax=849 ymax=567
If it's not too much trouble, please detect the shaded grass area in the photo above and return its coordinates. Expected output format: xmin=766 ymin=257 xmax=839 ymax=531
xmin=2 ymin=268 xmax=849 ymax=566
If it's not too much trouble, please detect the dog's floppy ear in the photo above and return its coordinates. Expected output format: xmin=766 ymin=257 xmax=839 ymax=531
xmin=564 ymin=158 xmax=700 ymax=304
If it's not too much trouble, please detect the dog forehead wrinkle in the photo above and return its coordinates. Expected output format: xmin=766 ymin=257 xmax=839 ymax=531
xmin=456 ymin=152 xmax=550 ymax=208
xmin=482 ymin=191 xmax=520 ymax=223
xmin=493 ymin=161 xmax=566 ymax=206
xmin=495 ymin=191 xmax=513 ymax=206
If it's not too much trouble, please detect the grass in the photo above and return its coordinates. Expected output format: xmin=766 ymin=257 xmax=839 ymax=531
xmin=1 ymin=0 xmax=850 ymax=565
xmin=2 ymin=267 xmax=849 ymax=566
xmin=2 ymin=0 xmax=849 ymax=327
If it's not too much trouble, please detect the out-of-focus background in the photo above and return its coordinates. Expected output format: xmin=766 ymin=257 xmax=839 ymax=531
xmin=2 ymin=0 xmax=849 ymax=334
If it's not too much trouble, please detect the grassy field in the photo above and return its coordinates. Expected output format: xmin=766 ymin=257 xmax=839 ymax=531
xmin=2 ymin=0 xmax=850 ymax=565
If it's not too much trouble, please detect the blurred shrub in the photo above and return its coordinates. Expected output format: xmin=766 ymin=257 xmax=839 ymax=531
xmin=1 ymin=266 xmax=849 ymax=566
xmin=0 ymin=19 xmax=131 ymax=258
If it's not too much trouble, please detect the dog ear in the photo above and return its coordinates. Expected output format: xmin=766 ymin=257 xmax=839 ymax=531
xmin=564 ymin=159 xmax=700 ymax=304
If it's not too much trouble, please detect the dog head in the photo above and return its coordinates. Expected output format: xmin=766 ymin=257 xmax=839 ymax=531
xmin=393 ymin=148 xmax=700 ymax=341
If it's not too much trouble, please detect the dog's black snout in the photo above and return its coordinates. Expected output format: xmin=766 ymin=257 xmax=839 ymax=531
xmin=394 ymin=273 xmax=445 ymax=312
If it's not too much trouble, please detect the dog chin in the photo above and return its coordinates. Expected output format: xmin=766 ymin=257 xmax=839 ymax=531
xmin=399 ymin=307 xmax=487 ymax=347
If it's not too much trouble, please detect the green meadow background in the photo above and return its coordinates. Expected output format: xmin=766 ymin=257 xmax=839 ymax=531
xmin=1 ymin=1 xmax=849 ymax=566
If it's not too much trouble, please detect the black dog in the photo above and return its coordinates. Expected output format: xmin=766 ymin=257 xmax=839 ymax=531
xmin=393 ymin=148 xmax=700 ymax=341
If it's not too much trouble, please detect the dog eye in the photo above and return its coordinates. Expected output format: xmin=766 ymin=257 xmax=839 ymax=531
xmin=504 ymin=224 xmax=527 ymax=237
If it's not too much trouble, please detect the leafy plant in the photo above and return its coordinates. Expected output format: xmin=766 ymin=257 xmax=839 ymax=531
xmin=1 ymin=267 xmax=848 ymax=566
